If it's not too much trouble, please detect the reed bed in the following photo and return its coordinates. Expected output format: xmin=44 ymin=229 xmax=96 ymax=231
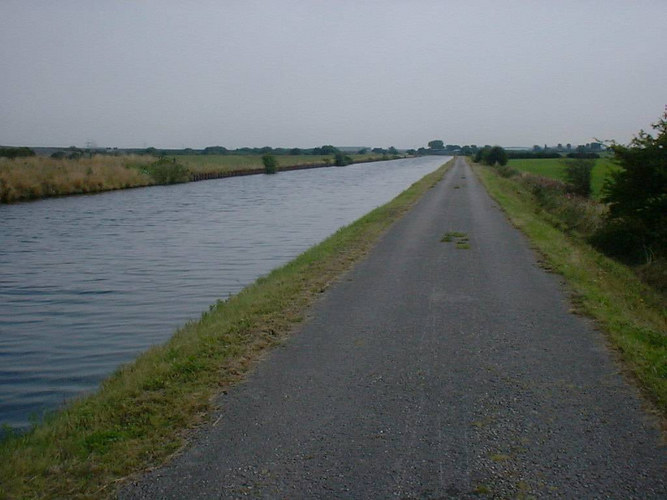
xmin=0 ymin=153 xmax=396 ymax=203
xmin=179 ymin=153 xmax=385 ymax=175
xmin=0 ymin=156 xmax=154 ymax=203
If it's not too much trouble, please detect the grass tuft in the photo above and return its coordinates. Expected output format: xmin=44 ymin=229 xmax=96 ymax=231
xmin=442 ymin=231 xmax=470 ymax=249
xmin=0 ymin=160 xmax=453 ymax=499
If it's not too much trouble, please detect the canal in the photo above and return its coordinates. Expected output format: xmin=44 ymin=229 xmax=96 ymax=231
xmin=0 ymin=156 xmax=448 ymax=431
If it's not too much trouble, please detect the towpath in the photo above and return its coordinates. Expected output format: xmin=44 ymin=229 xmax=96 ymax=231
xmin=122 ymin=157 xmax=665 ymax=498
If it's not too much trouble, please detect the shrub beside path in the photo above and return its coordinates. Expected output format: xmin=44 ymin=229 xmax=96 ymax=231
xmin=122 ymin=157 xmax=665 ymax=498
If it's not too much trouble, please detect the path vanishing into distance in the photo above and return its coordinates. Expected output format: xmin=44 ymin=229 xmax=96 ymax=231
xmin=122 ymin=157 xmax=665 ymax=498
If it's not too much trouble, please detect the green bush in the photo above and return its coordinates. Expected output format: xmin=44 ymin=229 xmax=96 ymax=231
xmin=593 ymin=112 xmax=667 ymax=263
xmin=262 ymin=154 xmax=278 ymax=174
xmin=486 ymin=146 xmax=508 ymax=166
xmin=474 ymin=146 xmax=508 ymax=166
xmin=334 ymin=152 xmax=353 ymax=166
xmin=146 ymin=158 xmax=189 ymax=184
xmin=563 ymin=158 xmax=594 ymax=197
xmin=474 ymin=147 xmax=489 ymax=163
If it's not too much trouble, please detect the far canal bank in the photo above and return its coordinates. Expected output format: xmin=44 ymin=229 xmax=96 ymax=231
xmin=0 ymin=153 xmax=399 ymax=204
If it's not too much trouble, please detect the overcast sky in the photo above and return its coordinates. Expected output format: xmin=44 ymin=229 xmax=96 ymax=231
xmin=1 ymin=1 xmax=665 ymax=150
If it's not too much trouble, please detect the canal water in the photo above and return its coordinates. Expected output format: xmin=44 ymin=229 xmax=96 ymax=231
xmin=0 ymin=156 xmax=448 ymax=431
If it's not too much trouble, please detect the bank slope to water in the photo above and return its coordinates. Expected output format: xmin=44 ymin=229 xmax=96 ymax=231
xmin=0 ymin=161 xmax=452 ymax=499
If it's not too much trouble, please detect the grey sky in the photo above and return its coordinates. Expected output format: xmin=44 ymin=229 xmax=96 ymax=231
xmin=1 ymin=0 xmax=665 ymax=149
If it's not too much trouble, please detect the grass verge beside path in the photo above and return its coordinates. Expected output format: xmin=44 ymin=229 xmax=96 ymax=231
xmin=472 ymin=158 xmax=666 ymax=421
xmin=0 ymin=160 xmax=452 ymax=499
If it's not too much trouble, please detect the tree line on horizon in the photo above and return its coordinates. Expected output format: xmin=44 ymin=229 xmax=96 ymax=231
xmin=2 ymin=139 xmax=605 ymax=161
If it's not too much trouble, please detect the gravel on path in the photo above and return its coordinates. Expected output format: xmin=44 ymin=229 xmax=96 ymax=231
xmin=121 ymin=157 xmax=665 ymax=499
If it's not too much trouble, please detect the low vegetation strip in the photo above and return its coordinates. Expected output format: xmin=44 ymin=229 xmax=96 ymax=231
xmin=472 ymin=159 xmax=666 ymax=419
xmin=0 ymin=155 xmax=155 ymax=202
xmin=508 ymin=157 xmax=619 ymax=199
xmin=0 ymin=154 xmax=393 ymax=203
xmin=0 ymin=160 xmax=452 ymax=499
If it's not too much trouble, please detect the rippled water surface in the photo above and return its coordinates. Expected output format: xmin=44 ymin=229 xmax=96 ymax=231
xmin=0 ymin=157 xmax=447 ymax=430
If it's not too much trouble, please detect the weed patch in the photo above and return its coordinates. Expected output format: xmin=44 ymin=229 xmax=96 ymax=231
xmin=442 ymin=231 xmax=470 ymax=249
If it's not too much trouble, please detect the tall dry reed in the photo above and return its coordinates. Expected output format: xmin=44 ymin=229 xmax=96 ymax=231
xmin=0 ymin=155 xmax=155 ymax=203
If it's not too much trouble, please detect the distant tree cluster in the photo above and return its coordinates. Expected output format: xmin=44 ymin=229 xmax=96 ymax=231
xmin=527 ymin=143 xmax=602 ymax=159
xmin=51 ymin=146 xmax=85 ymax=160
xmin=0 ymin=146 xmax=35 ymax=158
xmin=506 ymin=151 xmax=561 ymax=160
xmin=417 ymin=140 xmax=477 ymax=156
xmin=474 ymin=146 xmax=508 ymax=166
xmin=133 ymin=144 xmax=401 ymax=158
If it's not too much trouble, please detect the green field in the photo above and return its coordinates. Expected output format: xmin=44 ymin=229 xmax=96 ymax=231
xmin=508 ymin=157 xmax=619 ymax=199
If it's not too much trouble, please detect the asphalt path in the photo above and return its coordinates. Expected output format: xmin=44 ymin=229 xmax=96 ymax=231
xmin=122 ymin=157 xmax=665 ymax=498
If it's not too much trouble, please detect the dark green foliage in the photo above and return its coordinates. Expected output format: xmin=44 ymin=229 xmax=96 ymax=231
xmin=428 ymin=140 xmax=444 ymax=150
xmin=146 ymin=157 xmax=189 ymax=184
xmin=334 ymin=152 xmax=353 ymax=166
xmin=485 ymin=146 xmax=508 ymax=166
xmin=203 ymin=146 xmax=228 ymax=155
xmin=474 ymin=146 xmax=490 ymax=163
xmin=567 ymin=152 xmax=600 ymax=159
xmin=262 ymin=153 xmax=278 ymax=174
xmin=0 ymin=147 xmax=36 ymax=158
xmin=563 ymin=158 xmax=594 ymax=197
xmin=589 ymin=220 xmax=652 ymax=263
xmin=506 ymin=151 xmax=561 ymax=159
xmin=592 ymin=113 xmax=667 ymax=263
xmin=473 ymin=145 xmax=507 ymax=166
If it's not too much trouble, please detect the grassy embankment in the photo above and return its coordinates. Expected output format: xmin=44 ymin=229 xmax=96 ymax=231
xmin=0 ymin=155 xmax=155 ymax=203
xmin=508 ymin=157 xmax=619 ymax=199
xmin=472 ymin=159 xmax=666 ymax=420
xmin=0 ymin=160 xmax=452 ymax=499
xmin=0 ymin=154 xmax=390 ymax=203
xmin=180 ymin=153 xmax=385 ymax=175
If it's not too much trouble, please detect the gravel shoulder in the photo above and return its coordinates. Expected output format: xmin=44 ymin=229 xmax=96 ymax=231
xmin=121 ymin=157 xmax=665 ymax=498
